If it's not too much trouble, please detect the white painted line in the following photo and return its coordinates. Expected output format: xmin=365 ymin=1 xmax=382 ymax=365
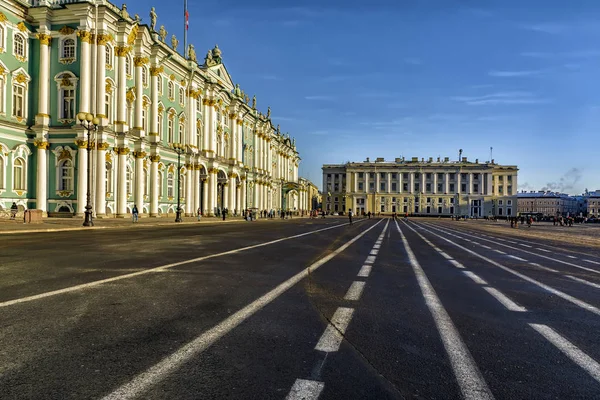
xmin=495 ymin=250 xmax=507 ymax=255
xmin=410 ymin=223 xmax=600 ymax=317
xmin=566 ymin=255 xmax=577 ymax=259
xmin=566 ymin=275 xmax=600 ymax=290
xmin=583 ymin=259 xmax=600 ymax=265
xmin=530 ymin=324 xmax=600 ymax=384
xmin=480 ymin=245 xmax=492 ymax=249
xmin=537 ymin=248 xmax=551 ymax=253
xmin=100 ymin=221 xmax=383 ymax=400
xmin=286 ymin=379 xmax=325 ymax=400
xmin=448 ymin=259 xmax=466 ymax=269
xmin=462 ymin=271 xmax=488 ymax=285
xmin=370 ymin=249 xmax=379 ymax=256
xmin=364 ymin=255 xmax=376 ymax=264
xmin=529 ymin=263 xmax=559 ymax=273
xmin=314 ymin=307 xmax=355 ymax=352
xmin=439 ymin=251 xmax=453 ymax=260
xmin=519 ymin=244 xmax=532 ymax=248
xmin=1 ymin=220 xmax=360 ymax=309
xmin=395 ymin=221 xmax=493 ymax=400
xmin=344 ymin=281 xmax=366 ymax=301
xmin=483 ymin=287 xmax=527 ymax=312
xmin=507 ymin=255 xmax=528 ymax=262
xmin=357 ymin=265 xmax=372 ymax=277
xmin=373 ymin=244 xmax=381 ymax=249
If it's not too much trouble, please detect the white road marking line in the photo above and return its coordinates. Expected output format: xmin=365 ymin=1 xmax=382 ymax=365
xmin=314 ymin=307 xmax=355 ymax=352
xmin=566 ymin=255 xmax=578 ymax=259
xmin=519 ymin=244 xmax=533 ymax=248
xmin=462 ymin=271 xmax=488 ymax=285
xmin=364 ymin=255 xmax=376 ymax=264
xmin=100 ymin=221 xmax=383 ymax=400
xmin=357 ymin=265 xmax=372 ymax=277
xmin=449 ymin=259 xmax=466 ymax=269
xmin=482 ymin=287 xmax=527 ymax=312
xmin=566 ymin=275 xmax=600 ymax=290
xmin=373 ymin=244 xmax=381 ymax=249
xmin=495 ymin=250 xmax=507 ymax=255
xmin=480 ymin=245 xmax=492 ymax=249
xmin=537 ymin=248 xmax=551 ymax=253
xmin=1 ymin=220 xmax=360 ymax=309
xmin=439 ymin=251 xmax=453 ymax=260
xmin=529 ymin=263 xmax=559 ymax=273
xmin=412 ymin=223 xmax=600 ymax=317
xmin=370 ymin=249 xmax=379 ymax=256
xmin=344 ymin=281 xmax=366 ymax=301
xmin=395 ymin=221 xmax=494 ymax=400
xmin=583 ymin=259 xmax=600 ymax=265
xmin=530 ymin=324 xmax=600 ymax=384
xmin=422 ymin=222 xmax=600 ymax=276
xmin=507 ymin=255 xmax=528 ymax=262
xmin=286 ymin=379 xmax=325 ymax=400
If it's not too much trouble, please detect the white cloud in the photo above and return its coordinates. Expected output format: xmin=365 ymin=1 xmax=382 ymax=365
xmin=488 ymin=69 xmax=546 ymax=77
xmin=452 ymin=91 xmax=550 ymax=106
xmin=305 ymin=95 xmax=335 ymax=101
xmin=404 ymin=57 xmax=422 ymax=65
xmin=521 ymin=23 xmax=567 ymax=34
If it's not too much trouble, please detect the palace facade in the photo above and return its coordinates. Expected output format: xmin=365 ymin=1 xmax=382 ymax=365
xmin=0 ymin=0 xmax=312 ymax=217
xmin=323 ymin=156 xmax=518 ymax=217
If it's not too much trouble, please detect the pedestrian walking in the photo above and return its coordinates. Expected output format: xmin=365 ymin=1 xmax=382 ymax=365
xmin=10 ymin=202 xmax=18 ymax=220
xmin=197 ymin=207 xmax=202 ymax=221
xmin=222 ymin=208 xmax=227 ymax=221
xmin=348 ymin=210 xmax=353 ymax=225
xmin=132 ymin=204 xmax=139 ymax=222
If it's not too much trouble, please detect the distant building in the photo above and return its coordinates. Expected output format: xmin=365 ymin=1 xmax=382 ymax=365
xmin=517 ymin=191 xmax=578 ymax=217
xmin=322 ymin=156 xmax=518 ymax=217
xmin=584 ymin=190 xmax=600 ymax=217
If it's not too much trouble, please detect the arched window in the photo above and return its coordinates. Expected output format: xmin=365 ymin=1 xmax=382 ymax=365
xmin=105 ymin=44 xmax=113 ymax=68
xmin=196 ymin=98 xmax=201 ymax=113
xmin=105 ymin=90 xmax=113 ymax=122
xmin=0 ymin=156 xmax=4 ymax=189
xmin=142 ymin=67 xmax=148 ymax=87
xmin=216 ymin=135 xmax=221 ymax=156
xmin=167 ymin=118 xmax=174 ymax=143
xmin=13 ymin=157 xmax=25 ymax=191
xmin=126 ymin=165 xmax=132 ymax=195
xmin=196 ymin=121 xmax=202 ymax=149
xmin=168 ymin=82 xmax=174 ymax=99
xmin=14 ymin=34 xmax=25 ymax=58
xmin=125 ymin=56 xmax=132 ymax=76
xmin=178 ymin=122 xmax=185 ymax=144
xmin=158 ymin=170 xmax=164 ymax=198
xmin=179 ymin=88 xmax=184 ymax=104
xmin=0 ymin=73 xmax=5 ymax=114
xmin=157 ymin=112 xmax=163 ymax=138
xmin=62 ymin=38 xmax=75 ymax=59
xmin=143 ymin=168 xmax=149 ymax=196
xmin=105 ymin=161 xmax=113 ymax=193
xmin=12 ymin=81 xmax=25 ymax=118
xmin=0 ymin=26 xmax=5 ymax=50
xmin=157 ymin=76 xmax=162 ymax=94
xmin=59 ymin=159 xmax=74 ymax=191
xmin=61 ymin=87 xmax=75 ymax=119
xmin=167 ymin=172 xmax=174 ymax=198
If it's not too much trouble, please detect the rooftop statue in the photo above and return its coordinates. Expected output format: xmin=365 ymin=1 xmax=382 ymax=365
xmin=150 ymin=7 xmax=157 ymax=31
xmin=204 ymin=49 xmax=217 ymax=67
xmin=267 ymin=106 xmax=271 ymax=119
xmin=252 ymin=95 xmax=256 ymax=109
xmin=120 ymin=3 xmax=129 ymax=20
xmin=234 ymin=84 xmax=242 ymax=97
xmin=158 ymin=25 xmax=167 ymax=42
xmin=134 ymin=14 xmax=141 ymax=23
xmin=187 ymin=44 xmax=197 ymax=62
xmin=171 ymin=34 xmax=179 ymax=51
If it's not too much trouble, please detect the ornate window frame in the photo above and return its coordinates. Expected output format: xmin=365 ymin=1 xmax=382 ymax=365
xmin=178 ymin=87 xmax=185 ymax=106
xmin=52 ymin=146 xmax=76 ymax=197
xmin=54 ymin=71 xmax=79 ymax=123
xmin=0 ymin=14 xmax=6 ymax=54
xmin=105 ymin=78 xmax=115 ymax=123
xmin=142 ymin=66 xmax=148 ymax=88
xmin=11 ymin=68 xmax=30 ymax=122
xmin=167 ymin=81 xmax=174 ymax=101
xmin=125 ymin=54 xmax=132 ymax=79
xmin=11 ymin=144 xmax=31 ymax=196
xmin=105 ymin=43 xmax=113 ymax=70
xmin=0 ymin=60 xmax=7 ymax=115
xmin=12 ymin=31 xmax=27 ymax=62
xmin=57 ymin=26 xmax=77 ymax=65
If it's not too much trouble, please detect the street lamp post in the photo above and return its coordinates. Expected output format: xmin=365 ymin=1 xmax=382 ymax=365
xmin=171 ymin=142 xmax=185 ymax=222
xmin=77 ymin=112 xmax=99 ymax=227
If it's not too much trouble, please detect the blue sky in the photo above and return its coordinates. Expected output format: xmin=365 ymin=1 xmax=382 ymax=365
xmin=128 ymin=0 xmax=600 ymax=193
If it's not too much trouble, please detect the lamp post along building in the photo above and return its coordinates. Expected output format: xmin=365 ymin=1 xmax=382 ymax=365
xmin=323 ymin=156 xmax=518 ymax=217
xmin=0 ymin=0 xmax=312 ymax=216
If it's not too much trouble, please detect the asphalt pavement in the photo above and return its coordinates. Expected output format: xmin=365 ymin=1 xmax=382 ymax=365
xmin=1 ymin=217 xmax=600 ymax=399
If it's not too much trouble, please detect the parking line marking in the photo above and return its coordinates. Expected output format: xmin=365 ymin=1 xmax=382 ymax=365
xmin=344 ymin=281 xmax=366 ymax=301
xmin=495 ymin=250 xmax=507 ymax=255
xmin=462 ymin=271 xmax=488 ymax=285
xmin=507 ymin=255 xmax=528 ymax=262
xmin=583 ymin=259 xmax=600 ymax=265
xmin=314 ymin=307 xmax=355 ymax=352
xmin=566 ymin=275 xmax=600 ymax=290
xmin=483 ymin=287 xmax=527 ymax=312
xmin=537 ymin=248 xmax=551 ymax=253
xmin=530 ymin=324 xmax=600 ymax=384
xmin=286 ymin=379 xmax=325 ymax=400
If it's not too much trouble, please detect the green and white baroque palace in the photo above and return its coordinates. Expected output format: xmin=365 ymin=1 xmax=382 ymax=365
xmin=0 ymin=0 xmax=312 ymax=217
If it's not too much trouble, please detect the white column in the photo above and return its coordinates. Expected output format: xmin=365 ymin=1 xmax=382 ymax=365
xmin=208 ymin=169 xmax=217 ymax=215
xmin=35 ymin=34 xmax=51 ymax=124
xmin=150 ymin=155 xmax=159 ymax=216
xmin=116 ymin=148 xmax=128 ymax=217
xmin=95 ymin=142 xmax=108 ymax=216
xmin=241 ymin=179 xmax=247 ymax=211
xmin=149 ymin=68 xmax=160 ymax=138
xmin=457 ymin=172 xmax=462 ymax=194
xmin=487 ymin=173 xmax=493 ymax=195
xmin=387 ymin=172 xmax=391 ymax=193
xmin=116 ymin=47 xmax=128 ymax=133
xmin=409 ymin=173 xmax=414 ymax=194
xmin=229 ymin=175 xmax=236 ymax=212
xmin=433 ymin=173 xmax=438 ymax=194
xmin=253 ymin=181 xmax=259 ymax=208
xmin=375 ymin=172 xmax=380 ymax=193
xmin=96 ymin=34 xmax=107 ymax=123
xmin=193 ymin=166 xmax=200 ymax=215
xmin=35 ymin=142 xmax=48 ymax=212
xmin=134 ymin=151 xmax=144 ymax=215
xmin=469 ymin=173 xmax=474 ymax=194
xmin=223 ymin=182 xmax=230 ymax=210
xmin=79 ymin=31 xmax=91 ymax=114
xmin=206 ymin=101 xmax=215 ymax=155
xmin=365 ymin=173 xmax=369 ymax=193
xmin=76 ymin=141 xmax=88 ymax=215
xmin=421 ymin=173 xmax=426 ymax=194
xmin=133 ymin=58 xmax=144 ymax=132
xmin=185 ymin=167 xmax=193 ymax=215
xmin=236 ymin=184 xmax=241 ymax=214
xmin=202 ymin=178 xmax=208 ymax=215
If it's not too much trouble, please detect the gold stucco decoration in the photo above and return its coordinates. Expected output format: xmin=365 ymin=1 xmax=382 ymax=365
xmin=150 ymin=155 xmax=161 ymax=162
xmin=115 ymin=46 xmax=130 ymax=57
xmin=98 ymin=142 xmax=111 ymax=150
xmin=75 ymin=140 xmax=88 ymax=148
xmin=126 ymin=88 xmax=135 ymax=104
xmin=58 ymin=149 xmax=73 ymax=161
xmin=58 ymin=25 xmax=75 ymax=35
xmin=0 ymin=12 xmax=7 ymax=23
xmin=127 ymin=25 xmax=139 ymax=45
xmin=150 ymin=66 xmax=164 ymax=76
xmin=17 ymin=22 xmax=27 ymax=32
xmin=134 ymin=56 xmax=149 ymax=67
xmin=34 ymin=140 xmax=50 ymax=150
xmin=36 ymin=33 xmax=52 ymax=45
xmin=15 ymin=73 xmax=28 ymax=84
xmin=77 ymin=30 xmax=93 ymax=43
xmin=97 ymin=34 xmax=112 ymax=46
xmin=169 ymin=74 xmax=176 ymax=81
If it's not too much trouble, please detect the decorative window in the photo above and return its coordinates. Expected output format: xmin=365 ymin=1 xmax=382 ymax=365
xmin=105 ymin=44 xmax=113 ymax=68
xmin=179 ymin=88 xmax=184 ymax=105
xmin=179 ymin=174 xmax=184 ymax=199
xmin=142 ymin=107 xmax=147 ymax=131
xmin=11 ymin=70 xmax=30 ymax=121
xmin=158 ymin=112 xmax=163 ymax=139
xmin=13 ymin=157 xmax=25 ymax=191
xmin=0 ymin=73 xmax=5 ymax=114
xmin=157 ymin=76 xmax=162 ymax=94
xmin=13 ymin=33 xmax=26 ymax=61
xmin=105 ymin=162 xmax=113 ymax=193
xmin=167 ymin=118 xmax=174 ymax=143
xmin=126 ymin=165 xmax=132 ymax=196
xmin=0 ymin=155 xmax=4 ymax=190
xmin=158 ymin=170 xmax=164 ymax=198
xmin=105 ymin=92 xmax=112 ymax=122
xmin=54 ymin=72 xmax=78 ymax=121
xmin=62 ymin=38 xmax=75 ymax=59
xmin=58 ymin=159 xmax=74 ymax=191
xmin=178 ymin=122 xmax=184 ymax=144
xmin=125 ymin=55 xmax=132 ymax=77
xmin=196 ymin=98 xmax=201 ymax=113
xmin=12 ymin=86 xmax=24 ymax=117
xmin=0 ymin=25 xmax=5 ymax=53
xmin=142 ymin=66 xmax=148 ymax=87
xmin=167 ymin=82 xmax=174 ymax=100
xmin=196 ymin=121 xmax=202 ymax=148
xmin=167 ymin=172 xmax=174 ymax=198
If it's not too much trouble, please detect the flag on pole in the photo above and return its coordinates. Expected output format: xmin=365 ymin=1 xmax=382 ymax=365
xmin=185 ymin=9 xmax=189 ymax=30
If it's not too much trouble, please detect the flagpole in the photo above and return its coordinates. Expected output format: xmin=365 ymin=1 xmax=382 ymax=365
xmin=183 ymin=0 xmax=188 ymax=56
